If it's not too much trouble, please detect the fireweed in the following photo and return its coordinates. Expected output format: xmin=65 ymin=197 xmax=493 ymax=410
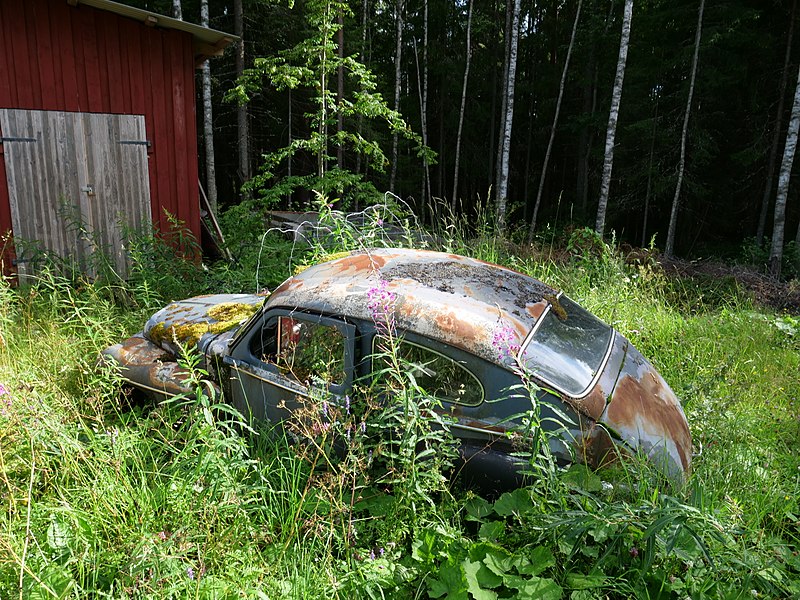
xmin=365 ymin=276 xmax=457 ymax=541
xmin=490 ymin=321 xmax=564 ymax=486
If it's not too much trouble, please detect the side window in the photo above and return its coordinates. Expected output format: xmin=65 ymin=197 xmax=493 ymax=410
xmin=253 ymin=316 xmax=346 ymax=386
xmin=375 ymin=339 xmax=484 ymax=406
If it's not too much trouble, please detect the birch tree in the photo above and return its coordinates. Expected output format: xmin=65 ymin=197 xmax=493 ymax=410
xmin=171 ymin=0 xmax=182 ymax=20
xmin=451 ymin=0 xmax=473 ymax=211
xmin=200 ymin=0 xmax=217 ymax=214
xmin=664 ymin=0 xmax=704 ymax=258
xmin=412 ymin=0 xmax=431 ymax=211
xmin=595 ymin=0 xmax=633 ymax=235
xmin=770 ymin=62 xmax=800 ymax=277
xmin=389 ymin=0 xmax=405 ymax=194
xmin=757 ymin=0 xmax=796 ymax=245
xmin=496 ymin=0 xmax=522 ymax=232
xmin=528 ymin=0 xmax=582 ymax=240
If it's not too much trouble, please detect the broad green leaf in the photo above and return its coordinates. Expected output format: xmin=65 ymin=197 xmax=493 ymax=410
xmin=566 ymin=572 xmax=607 ymax=590
xmin=47 ymin=515 xmax=69 ymax=551
xmin=503 ymin=574 xmax=563 ymax=600
xmin=478 ymin=520 xmax=504 ymax=542
xmin=560 ymin=464 xmax=603 ymax=492
xmin=428 ymin=564 xmax=468 ymax=600
xmin=515 ymin=546 xmax=555 ymax=576
xmin=465 ymin=496 xmax=494 ymax=521
xmin=481 ymin=545 xmax=514 ymax=577
xmin=463 ymin=559 xmax=499 ymax=600
xmin=493 ymin=489 xmax=534 ymax=517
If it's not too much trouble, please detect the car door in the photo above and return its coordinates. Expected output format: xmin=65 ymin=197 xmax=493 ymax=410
xmin=224 ymin=309 xmax=356 ymax=425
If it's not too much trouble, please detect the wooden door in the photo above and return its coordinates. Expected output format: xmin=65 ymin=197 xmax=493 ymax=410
xmin=0 ymin=109 xmax=151 ymax=280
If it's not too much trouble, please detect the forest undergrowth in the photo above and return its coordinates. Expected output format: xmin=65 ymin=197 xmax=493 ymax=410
xmin=0 ymin=205 xmax=799 ymax=599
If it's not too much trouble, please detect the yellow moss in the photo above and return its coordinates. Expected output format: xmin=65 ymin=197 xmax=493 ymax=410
xmin=544 ymin=293 xmax=568 ymax=321
xmin=207 ymin=302 xmax=260 ymax=323
xmin=293 ymin=250 xmax=354 ymax=275
xmin=150 ymin=302 xmax=261 ymax=348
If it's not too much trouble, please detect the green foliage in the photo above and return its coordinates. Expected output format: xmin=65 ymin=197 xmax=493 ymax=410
xmin=229 ymin=0 xmax=432 ymax=209
xmin=1 ymin=215 xmax=799 ymax=597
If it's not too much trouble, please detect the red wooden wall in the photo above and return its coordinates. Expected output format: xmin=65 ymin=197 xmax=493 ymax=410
xmin=0 ymin=0 xmax=200 ymax=270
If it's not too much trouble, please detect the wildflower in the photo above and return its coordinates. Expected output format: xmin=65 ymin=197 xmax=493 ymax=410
xmin=379 ymin=547 xmax=385 ymax=557
xmin=344 ymin=395 xmax=351 ymax=415
xmin=366 ymin=278 xmax=397 ymax=333
xmin=629 ymin=546 xmax=639 ymax=558
xmin=322 ymin=401 xmax=329 ymax=418
xmin=376 ymin=218 xmax=384 ymax=226
xmin=491 ymin=324 xmax=520 ymax=362
xmin=157 ymin=531 xmax=167 ymax=541
xmin=187 ymin=566 xmax=195 ymax=580
xmin=370 ymin=549 xmax=376 ymax=560
xmin=0 ymin=384 xmax=11 ymax=417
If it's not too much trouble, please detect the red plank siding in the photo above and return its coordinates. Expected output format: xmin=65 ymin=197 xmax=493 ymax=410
xmin=0 ymin=0 xmax=201 ymax=266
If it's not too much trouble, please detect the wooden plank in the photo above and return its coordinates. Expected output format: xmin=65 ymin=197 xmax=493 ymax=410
xmin=33 ymin=1 xmax=58 ymax=110
xmin=0 ymin=109 xmax=153 ymax=279
xmin=8 ymin=3 xmax=33 ymax=106
xmin=80 ymin=8 xmax=103 ymax=111
xmin=0 ymin=3 xmax=14 ymax=105
xmin=68 ymin=4 xmax=89 ymax=111
xmin=101 ymin=12 xmax=122 ymax=112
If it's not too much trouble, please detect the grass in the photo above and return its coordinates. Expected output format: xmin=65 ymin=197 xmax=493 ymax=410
xmin=0 ymin=211 xmax=799 ymax=598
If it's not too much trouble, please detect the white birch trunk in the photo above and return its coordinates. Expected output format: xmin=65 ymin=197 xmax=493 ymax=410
xmin=595 ymin=0 xmax=633 ymax=235
xmin=495 ymin=0 xmax=521 ymax=232
xmin=451 ymin=0 xmax=473 ymax=211
xmin=412 ymin=1 xmax=430 ymax=212
xmin=758 ymin=0 xmax=796 ymax=245
xmin=528 ymin=0 xmax=582 ymax=240
xmin=389 ymin=0 xmax=404 ymax=194
xmin=171 ymin=0 xmax=182 ymax=20
xmin=665 ymin=0 xmax=704 ymax=257
xmin=200 ymin=0 xmax=217 ymax=215
xmin=770 ymin=63 xmax=800 ymax=277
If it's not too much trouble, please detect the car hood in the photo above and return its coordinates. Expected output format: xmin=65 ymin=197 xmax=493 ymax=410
xmin=143 ymin=293 xmax=265 ymax=356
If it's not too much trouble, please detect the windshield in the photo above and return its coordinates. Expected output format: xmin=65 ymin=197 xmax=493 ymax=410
xmin=520 ymin=295 xmax=613 ymax=397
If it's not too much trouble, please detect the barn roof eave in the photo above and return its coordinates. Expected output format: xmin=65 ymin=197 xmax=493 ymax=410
xmin=66 ymin=0 xmax=238 ymax=63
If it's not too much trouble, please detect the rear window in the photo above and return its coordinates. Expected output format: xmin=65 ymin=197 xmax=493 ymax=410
xmin=520 ymin=295 xmax=613 ymax=397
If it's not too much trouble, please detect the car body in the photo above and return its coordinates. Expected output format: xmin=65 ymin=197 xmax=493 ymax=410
xmin=101 ymin=248 xmax=692 ymax=486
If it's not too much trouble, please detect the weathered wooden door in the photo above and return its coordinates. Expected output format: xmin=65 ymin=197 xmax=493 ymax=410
xmin=0 ymin=109 xmax=151 ymax=280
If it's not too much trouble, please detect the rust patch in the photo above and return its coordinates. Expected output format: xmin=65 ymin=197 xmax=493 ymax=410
xmin=116 ymin=337 xmax=172 ymax=365
xmin=525 ymin=300 xmax=547 ymax=320
xmin=568 ymin=384 xmax=607 ymax=422
xmin=435 ymin=309 xmax=479 ymax=342
xmin=333 ymin=252 xmax=387 ymax=273
xmin=607 ymin=374 xmax=692 ymax=472
xmin=272 ymin=277 xmax=303 ymax=296
xmin=577 ymin=422 xmax=622 ymax=469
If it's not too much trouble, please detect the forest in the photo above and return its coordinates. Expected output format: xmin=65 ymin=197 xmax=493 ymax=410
xmin=131 ymin=0 xmax=800 ymax=278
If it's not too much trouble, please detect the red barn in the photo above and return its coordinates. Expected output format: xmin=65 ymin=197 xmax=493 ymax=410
xmin=0 ymin=0 xmax=235 ymax=278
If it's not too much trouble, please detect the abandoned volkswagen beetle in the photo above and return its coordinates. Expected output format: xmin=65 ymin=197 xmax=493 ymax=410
xmin=102 ymin=248 xmax=691 ymax=486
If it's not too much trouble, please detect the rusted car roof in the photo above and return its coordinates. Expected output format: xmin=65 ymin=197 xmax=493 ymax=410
xmin=266 ymin=248 xmax=557 ymax=366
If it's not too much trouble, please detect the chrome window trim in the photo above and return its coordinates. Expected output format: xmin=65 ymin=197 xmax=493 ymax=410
xmin=519 ymin=292 xmax=616 ymax=400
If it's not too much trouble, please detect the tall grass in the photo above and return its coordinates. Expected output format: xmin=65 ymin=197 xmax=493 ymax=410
xmin=0 ymin=208 xmax=798 ymax=598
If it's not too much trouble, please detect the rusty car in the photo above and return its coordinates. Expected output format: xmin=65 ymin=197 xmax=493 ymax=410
xmin=101 ymin=248 xmax=692 ymax=486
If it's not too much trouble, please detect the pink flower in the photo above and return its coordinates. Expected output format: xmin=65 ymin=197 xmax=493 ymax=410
xmin=366 ymin=279 xmax=396 ymax=334
xmin=491 ymin=324 xmax=520 ymax=361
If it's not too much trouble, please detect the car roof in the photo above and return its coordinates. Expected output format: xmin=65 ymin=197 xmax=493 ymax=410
xmin=264 ymin=248 xmax=557 ymax=365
